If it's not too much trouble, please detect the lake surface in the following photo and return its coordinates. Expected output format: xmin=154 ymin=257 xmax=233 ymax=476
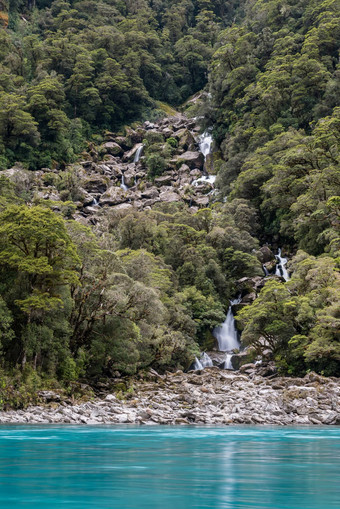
xmin=0 ymin=426 xmax=339 ymax=508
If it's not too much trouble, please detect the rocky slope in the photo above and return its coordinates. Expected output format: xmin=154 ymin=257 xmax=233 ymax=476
xmin=0 ymin=115 xmax=217 ymax=222
xmin=0 ymin=369 xmax=338 ymax=426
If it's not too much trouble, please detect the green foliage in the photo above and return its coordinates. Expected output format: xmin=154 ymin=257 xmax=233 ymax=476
xmin=1 ymin=0 xmax=226 ymax=168
xmin=237 ymin=252 xmax=340 ymax=376
xmin=0 ymin=0 xmax=338 ymax=387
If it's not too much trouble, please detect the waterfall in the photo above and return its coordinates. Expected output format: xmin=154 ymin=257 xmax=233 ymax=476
xmin=192 ymin=175 xmax=216 ymax=186
xmin=121 ymin=174 xmax=128 ymax=191
xmin=224 ymin=354 xmax=233 ymax=370
xmin=200 ymin=352 xmax=213 ymax=368
xmin=199 ymin=131 xmax=213 ymax=159
xmin=275 ymin=248 xmax=289 ymax=281
xmin=193 ymin=356 xmax=203 ymax=370
xmin=263 ymin=265 xmax=269 ymax=276
xmin=92 ymin=197 xmax=99 ymax=206
xmin=213 ymin=296 xmax=241 ymax=353
xmin=134 ymin=145 xmax=143 ymax=163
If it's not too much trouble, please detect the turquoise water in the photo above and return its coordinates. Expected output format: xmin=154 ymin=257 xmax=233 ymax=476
xmin=0 ymin=426 xmax=339 ymax=508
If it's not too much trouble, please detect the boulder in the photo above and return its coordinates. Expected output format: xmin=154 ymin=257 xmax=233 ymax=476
xmin=192 ymin=195 xmax=209 ymax=207
xmin=176 ymin=129 xmax=197 ymax=151
xmin=154 ymin=175 xmax=175 ymax=186
xmin=141 ymin=187 xmax=159 ymax=199
xmin=100 ymin=142 xmax=124 ymax=157
xmin=257 ymin=246 xmax=275 ymax=263
xmin=123 ymin=169 xmax=137 ymax=188
xmin=162 ymin=127 xmax=173 ymax=138
xmin=0 ymin=167 xmax=32 ymax=190
xmin=100 ymin=186 xmax=129 ymax=206
xmin=178 ymin=164 xmax=191 ymax=175
xmin=173 ymin=151 xmax=204 ymax=170
xmin=113 ymin=136 xmax=131 ymax=150
xmin=159 ymin=190 xmax=180 ymax=202
xmin=82 ymin=176 xmax=109 ymax=194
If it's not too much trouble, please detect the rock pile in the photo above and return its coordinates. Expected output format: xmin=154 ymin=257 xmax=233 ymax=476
xmin=0 ymin=369 xmax=338 ymax=426
xmin=0 ymin=115 xmax=217 ymax=225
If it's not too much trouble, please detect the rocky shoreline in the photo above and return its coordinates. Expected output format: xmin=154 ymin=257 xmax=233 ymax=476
xmin=0 ymin=369 xmax=338 ymax=426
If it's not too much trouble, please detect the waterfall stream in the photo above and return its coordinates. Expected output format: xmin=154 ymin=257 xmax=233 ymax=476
xmin=224 ymin=354 xmax=233 ymax=370
xmin=121 ymin=174 xmax=128 ymax=191
xmin=263 ymin=265 xmax=269 ymax=276
xmin=134 ymin=145 xmax=143 ymax=163
xmin=275 ymin=248 xmax=289 ymax=281
xmin=213 ymin=296 xmax=242 ymax=353
xmin=200 ymin=352 xmax=214 ymax=368
xmin=193 ymin=357 xmax=203 ymax=370
xmin=199 ymin=132 xmax=213 ymax=159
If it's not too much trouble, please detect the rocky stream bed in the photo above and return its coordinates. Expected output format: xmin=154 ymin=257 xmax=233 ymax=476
xmin=0 ymin=369 xmax=338 ymax=426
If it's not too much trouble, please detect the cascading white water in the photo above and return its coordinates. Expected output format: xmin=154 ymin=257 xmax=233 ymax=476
xmin=275 ymin=248 xmax=289 ymax=281
xmin=263 ymin=265 xmax=269 ymax=276
xmin=224 ymin=354 xmax=233 ymax=370
xmin=213 ymin=296 xmax=241 ymax=354
xmin=193 ymin=356 xmax=203 ymax=370
xmin=200 ymin=352 xmax=213 ymax=368
xmin=92 ymin=197 xmax=99 ymax=206
xmin=192 ymin=175 xmax=216 ymax=186
xmin=121 ymin=174 xmax=128 ymax=191
xmin=199 ymin=131 xmax=213 ymax=159
xmin=134 ymin=145 xmax=143 ymax=163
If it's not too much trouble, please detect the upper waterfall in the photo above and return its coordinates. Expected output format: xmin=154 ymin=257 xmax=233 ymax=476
xmin=134 ymin=145 xmax=143 ymax=163
xmin=199 ymin=132 xmax=213 ymax=159
xmin=275 ymin=249 xmax=290 ymax=281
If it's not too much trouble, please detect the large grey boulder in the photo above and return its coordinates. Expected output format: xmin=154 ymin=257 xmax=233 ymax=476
xmin=100 ymin=142 xmax=124 ymax=157
xmin=173 ymin=151 xmax=204 ymax=170
xmin=159 ymin=190 xmax=180 ymax=202
xmin=100 ymin=186 xmax=129 ymax=205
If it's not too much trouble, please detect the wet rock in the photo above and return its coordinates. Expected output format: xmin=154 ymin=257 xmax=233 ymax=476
xmin=123 ymin=143 xmax=144 ymax=163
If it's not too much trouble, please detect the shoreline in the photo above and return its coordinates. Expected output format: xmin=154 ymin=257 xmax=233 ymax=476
xmin=0 ymin=368 xmax=338 ymax=426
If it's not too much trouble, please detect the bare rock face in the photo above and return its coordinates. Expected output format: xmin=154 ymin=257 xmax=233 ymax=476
xmin=100 ymin=186 xmax=129 ymax=205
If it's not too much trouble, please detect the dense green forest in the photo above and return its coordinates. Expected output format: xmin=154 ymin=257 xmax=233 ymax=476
xmin=0 ymin=0 xmax=339 ymax=399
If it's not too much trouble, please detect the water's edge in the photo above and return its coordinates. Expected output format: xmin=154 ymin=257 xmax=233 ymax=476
xmin=0 ymin=369 xmax=339 ymax=426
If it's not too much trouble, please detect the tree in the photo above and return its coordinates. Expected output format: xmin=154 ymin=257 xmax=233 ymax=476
xmin=0 ymin=205 xmax=79 ymax=366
